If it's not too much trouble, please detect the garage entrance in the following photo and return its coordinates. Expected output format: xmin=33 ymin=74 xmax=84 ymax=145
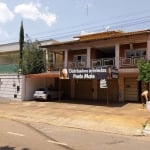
xmin=124 ymin=78 xmax=138 ymax=102
xmin=75 ymin=79 xmax=93 ymax=100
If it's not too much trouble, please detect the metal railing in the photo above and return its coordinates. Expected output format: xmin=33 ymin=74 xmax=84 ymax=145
xmin=47 ymin=56 xmax=146 ymax=71
xmin=68 ymin=61 xmax=86 ymax=68
xmin=47 ymin=62 xmax=63 ymax=71
xmin=91 ymin=58 xmax=115 ymax=68
xmin=119 ymin=56 xmax=145 ymax=67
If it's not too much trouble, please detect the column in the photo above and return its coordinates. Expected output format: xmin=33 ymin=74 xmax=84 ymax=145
xmin=64 ymin=50 xmax=68 ymax=68
xmin=147 ymin=36 xmax=150 ymax=60
xmin=45 ymin=49 xmax=49 ymax=72
xmin=115 ymin=44 xmax=120 ymax=69
xmin=87 ymin=47 xmax=91 ymax=68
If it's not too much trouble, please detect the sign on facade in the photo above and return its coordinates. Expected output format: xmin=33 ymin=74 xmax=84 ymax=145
xmin=100 ymin=79 xmax=107 ymax=88
xmin=60 ymin=68 xmax=107 ymax=79
xmin=111 ymin=67 xmax=119 ymax=79
xmin=59 ymin=67 xmax=118 ymax=80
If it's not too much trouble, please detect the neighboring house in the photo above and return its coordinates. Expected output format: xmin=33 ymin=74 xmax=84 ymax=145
xmin=0 ymin=39 xmax=59 ymax=101
xmin=41 ymin=29 xmax=150 ymax=103
xmin=0 ymin=42 xmax=22 ymax=101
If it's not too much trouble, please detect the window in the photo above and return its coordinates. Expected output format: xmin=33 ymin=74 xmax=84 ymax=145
xmin=73 ymin=55 xmax=87 ymax=62
xmin=125 ymin=50 xmax=146 ymax=58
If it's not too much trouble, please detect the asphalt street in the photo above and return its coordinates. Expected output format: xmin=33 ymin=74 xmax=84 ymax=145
xmin=31 ymin=122 xmax=150 ymax=150
xmin=1 ymin=118 xmax=150 ymax=150
xmin=0 ymin=118 xmax=71 ymax=150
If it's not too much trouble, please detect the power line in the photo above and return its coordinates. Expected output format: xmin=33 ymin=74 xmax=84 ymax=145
xmin=31 ymin=15 xmax=150 ymax=41
xmin=1 ymin=9 xmax=150 ymax=43
xmin=29 ymin=8 xmax=150 ymax=37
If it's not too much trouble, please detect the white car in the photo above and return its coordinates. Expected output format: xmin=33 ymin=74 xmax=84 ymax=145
xmin=33 ymin=88 xmax=62 ymax=101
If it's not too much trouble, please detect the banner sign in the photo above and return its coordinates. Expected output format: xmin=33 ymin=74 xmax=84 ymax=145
xmin=59 ymin=67 xmax=118 ymax=80
xmin=68 ymin=68 xmax=107 ymax=79
xmin=60 ymin=68 xmax=107 ymax=79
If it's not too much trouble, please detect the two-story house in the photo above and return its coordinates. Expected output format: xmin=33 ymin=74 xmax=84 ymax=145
xmin=42 ymin=29 xmax=150 ymax=104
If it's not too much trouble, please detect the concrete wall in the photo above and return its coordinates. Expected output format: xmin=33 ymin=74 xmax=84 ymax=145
xmin=24 ymin=77 xmax=55 ymax=100
xmin=0 ymin=74 xmax=22 ymax=101
xmin=0 ymin=74 xmax=55 ymax=101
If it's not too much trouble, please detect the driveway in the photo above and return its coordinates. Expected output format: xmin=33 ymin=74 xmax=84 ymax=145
xmin=0 ymin=101 xmax=149 ymax=136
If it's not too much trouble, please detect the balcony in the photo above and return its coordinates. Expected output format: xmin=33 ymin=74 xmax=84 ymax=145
xmin=68 ymin=61 xmax=86 ymax=68
xmin=47 ymin=62 xmax=64 ymax=71
xmin=47 ymin=56 xmax=146 ymax=71
xmin=119 ymin=56 xmax=145 ymax=68
xmin=91 ymin=58 xmax=115 ymax=68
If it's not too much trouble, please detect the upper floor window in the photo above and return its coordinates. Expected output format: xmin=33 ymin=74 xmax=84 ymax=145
xmin=125 ymin=49 xmax=146 ymax=58
xmin=73 ymin=55 xmax=87 ymax=62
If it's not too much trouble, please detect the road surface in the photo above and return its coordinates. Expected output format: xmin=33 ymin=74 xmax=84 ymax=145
xmin=0 ymin=118 xmax=72 ymax=150
xmin=0 ymin=118 xmax=150 ymax=150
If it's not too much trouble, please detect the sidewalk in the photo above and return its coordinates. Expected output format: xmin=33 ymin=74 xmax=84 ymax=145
xmin=0 ymin=101 xmax=149 ymax=136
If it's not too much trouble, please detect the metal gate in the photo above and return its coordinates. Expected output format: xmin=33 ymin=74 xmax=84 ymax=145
xmin=124 ymin=78 xmax=138 ymax=102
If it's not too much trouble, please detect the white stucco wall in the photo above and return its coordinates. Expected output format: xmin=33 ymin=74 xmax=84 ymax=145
xmin=0 ymin=74 xmax=55 ymax=101
xmin=24 ymin=77 xmax=55 ymax=100
xmin=0 ymin=42 xmax=19 ymax=53
xmin=0 ymin=74 xmax=22 ymax=101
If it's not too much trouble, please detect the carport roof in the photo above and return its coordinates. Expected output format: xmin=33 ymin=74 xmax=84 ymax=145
xmin=25 ymin=72 xmax=59 ymax=78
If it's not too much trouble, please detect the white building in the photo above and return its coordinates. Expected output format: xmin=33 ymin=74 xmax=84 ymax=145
xmin=0 ymin=40 xmax=57 ymax=101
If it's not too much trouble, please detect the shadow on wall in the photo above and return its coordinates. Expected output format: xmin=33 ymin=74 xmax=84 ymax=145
xmin=0 ymin=146 xmax=30 ymax=150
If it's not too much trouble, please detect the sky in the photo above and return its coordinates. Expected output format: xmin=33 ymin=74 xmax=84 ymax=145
xmin=0 ymin=0 xmax=150 ymax=44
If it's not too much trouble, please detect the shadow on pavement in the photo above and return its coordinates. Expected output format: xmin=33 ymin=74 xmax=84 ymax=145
xmin=0 ymin=146 xmax=15 ymax=150
xmin=0 ymin=146 xmax=30 ymax=150
xmin=48 ymin=98 xmax=130 ymax=107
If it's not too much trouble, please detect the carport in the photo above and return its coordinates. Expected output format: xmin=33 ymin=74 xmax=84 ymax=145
xmin=24 ymin=72 xmax=60 ymax=100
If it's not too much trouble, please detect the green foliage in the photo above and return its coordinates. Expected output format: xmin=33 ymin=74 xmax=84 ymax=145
xmin=22 ymin=41 xmax=46 ymax=75
xmin=19 ymin=21 xmax=24 ymax=69
xmin=137 ymin=60 xmax=150 ymax=83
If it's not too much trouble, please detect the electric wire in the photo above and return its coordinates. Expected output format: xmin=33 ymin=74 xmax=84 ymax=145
xmin=1 ymin=9 xmax=150 ymax=44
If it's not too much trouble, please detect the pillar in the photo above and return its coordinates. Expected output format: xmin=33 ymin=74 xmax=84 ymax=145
xmin=147 ymin=35 xmax=150 ymax=60
xmin=87 ymin=47 xmax=91 ymax=68
xmin=64 ymin=50 xmax=68 ymax=68
xmin=45 ymin=49 xmax=49 ymax=72
xmin=115 ymin=44 xmax=120 ymax=69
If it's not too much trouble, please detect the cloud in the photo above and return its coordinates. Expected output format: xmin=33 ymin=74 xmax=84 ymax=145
xmin=0 ymin=2 xmax=14 ymax=24
xmin=14 ymin=2 xmax=56 ymax=26
xmin=0 ymin=27 xmax=9 ymax=38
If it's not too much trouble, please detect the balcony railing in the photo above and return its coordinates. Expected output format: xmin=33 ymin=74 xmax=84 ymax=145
xmin=68 ymin=61 xmax=86 ymax=68
xmin=47 ymin=62 xmax=63 ymax=71
xmin=91 ymin=58 xmax=115 ymax=68
xmin=47 ymin=56 xmax=146 ymax=71
xmin=119 ymin=56 xmax=145 ymax=67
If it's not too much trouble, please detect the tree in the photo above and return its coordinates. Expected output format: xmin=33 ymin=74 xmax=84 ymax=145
xmin=137 ymin=60 xmax=150 ymax=89
xmin=19 ymin=20 xmax=24 ymax=69
xmin=22 ymin=40 xmax=46 ymax=75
